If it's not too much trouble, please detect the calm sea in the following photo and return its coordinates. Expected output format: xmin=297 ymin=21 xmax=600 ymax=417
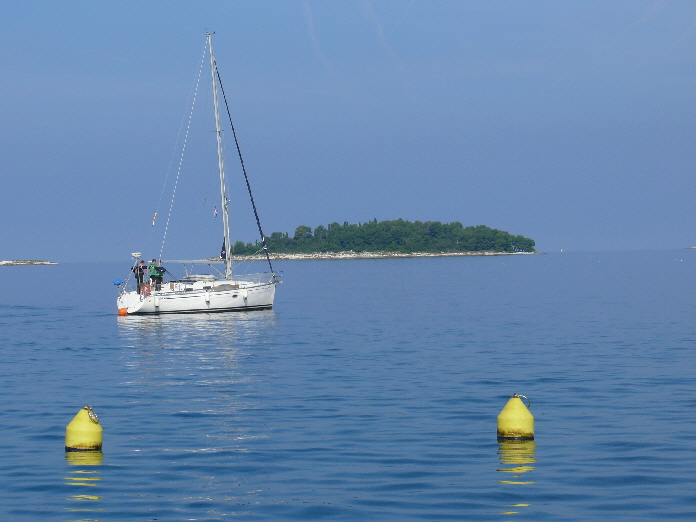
xmin=1 ymin=251 xmax=695 ymax=521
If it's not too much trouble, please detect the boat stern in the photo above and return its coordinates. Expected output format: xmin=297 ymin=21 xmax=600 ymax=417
xmin=116 ymin=291 xmax=144 ymax=315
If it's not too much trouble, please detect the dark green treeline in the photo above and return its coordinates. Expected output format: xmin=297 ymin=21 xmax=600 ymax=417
xmin=232 ymin=219 xmax=535 ymax=255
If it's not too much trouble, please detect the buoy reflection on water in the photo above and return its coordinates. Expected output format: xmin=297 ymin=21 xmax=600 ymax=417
xmin=497 ymin=440 xmax=536 ymax=484
xmin=64 ymin=452 xmax=103 ymax=515
xmin=497 ymin=440 xmax=536 ymax=517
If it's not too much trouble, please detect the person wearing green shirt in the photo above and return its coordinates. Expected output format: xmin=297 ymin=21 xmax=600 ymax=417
xmin=148 ymin=259 xmax=157 ymax=286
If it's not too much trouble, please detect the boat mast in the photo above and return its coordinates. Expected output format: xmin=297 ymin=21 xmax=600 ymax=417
xmin=207 ymin=32 xmax=232 ymax=279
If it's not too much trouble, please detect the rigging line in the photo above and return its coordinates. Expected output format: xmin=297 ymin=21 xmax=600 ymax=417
xmin=149 ymin=40 xmax=209 ymax=257
xmin=214 ymin=65 xmax=276 ymax=276
xmin=159 ymin=44 xmax=207 ymax=261
xmin=234 ymin=246 xmax=268 ymax=276
xmin=156 ymin=43 xmax=207 ymax=219
xmin=229 ymin=245 xmax=265 ymax=273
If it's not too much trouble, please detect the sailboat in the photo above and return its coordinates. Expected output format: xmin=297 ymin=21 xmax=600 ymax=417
xmin=116 ymin=33 xmax=280 ymax=315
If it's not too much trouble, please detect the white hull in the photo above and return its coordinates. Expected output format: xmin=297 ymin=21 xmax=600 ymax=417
xmin=117 ymin=277 xmax=276 ymax=315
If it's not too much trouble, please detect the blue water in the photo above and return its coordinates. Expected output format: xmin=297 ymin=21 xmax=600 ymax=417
xmin=1 ymin=251 xmax=695 ymax=521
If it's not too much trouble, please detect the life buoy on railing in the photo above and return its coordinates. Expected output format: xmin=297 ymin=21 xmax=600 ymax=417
xmin=141 ymin=284 xmax=151 ymax=297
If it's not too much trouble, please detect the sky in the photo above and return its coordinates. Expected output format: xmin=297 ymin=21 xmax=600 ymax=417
xmin=2 ymin=1 xmax=695 ymax=262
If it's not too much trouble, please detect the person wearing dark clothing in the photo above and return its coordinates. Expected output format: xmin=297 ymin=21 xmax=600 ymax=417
xmin=132 ymin=260 xmax=147 ymax=293
xmin=154 ymin=260 xmax=164 ymax=291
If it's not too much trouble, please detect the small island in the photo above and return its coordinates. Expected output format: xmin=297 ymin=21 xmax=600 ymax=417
xmin=230 ymin=219 xmax=536 ymax=259
xmin=0 ymin=260 xmax=58 ymax=266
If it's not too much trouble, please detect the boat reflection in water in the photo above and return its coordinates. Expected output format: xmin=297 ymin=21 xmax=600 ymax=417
xmin=65 ymin=451 xmax=103 ymax=518
xmin=116 ymin=309 xmax=277 ymax=437
xmin=117 ymin=309 xmax=277 ymax=360
xmin=117 ymin=308 xmax=276 ymax=337
xmin=497 ymin=440 xmax=536 ymax=518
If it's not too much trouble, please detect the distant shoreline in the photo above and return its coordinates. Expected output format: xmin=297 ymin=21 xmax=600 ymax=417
xmin=0 ymin=252 xmax=542 ymax=265
xmin=0 ymin=260 xmax=58 ymax=266
xmin=229 ymin=251 xmax=541 ymax=261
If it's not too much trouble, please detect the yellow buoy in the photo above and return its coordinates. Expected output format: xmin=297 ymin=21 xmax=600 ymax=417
xmin=65 ymin=405 xmax=103 ymax=452
xmin=497 ymin=393 xmax=534 ymax=441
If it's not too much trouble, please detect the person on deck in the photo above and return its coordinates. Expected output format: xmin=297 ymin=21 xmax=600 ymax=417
xmin=133 ymin=260 xmax=147 ymax=293
xmin=149 ymin=259 xmax=158 ymax=287
xmin=154 ymin=260 xmax=165 ymax=290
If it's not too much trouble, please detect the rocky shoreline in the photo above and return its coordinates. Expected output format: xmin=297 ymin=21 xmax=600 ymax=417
xmin=229 ymin=251 xmax=540 ymax=261
xmin=0 ymin=260 xmax=58 ymax=266
xmin=0 ymin=252 xmax=540 ymax=265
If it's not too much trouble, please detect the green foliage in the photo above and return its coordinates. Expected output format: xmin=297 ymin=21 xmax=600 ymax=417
xmin=231 ymin=219 xmax=535 ymax=255
xmin=293 ymin=225 xmax=313 ymax=239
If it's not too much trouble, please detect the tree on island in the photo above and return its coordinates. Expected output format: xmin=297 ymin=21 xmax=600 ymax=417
xmin=231 ymin=219 xmax=535 ymax=256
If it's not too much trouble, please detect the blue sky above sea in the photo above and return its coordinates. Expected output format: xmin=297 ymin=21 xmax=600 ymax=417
xmin=1 ymin=1 xmax=695 ymax=262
